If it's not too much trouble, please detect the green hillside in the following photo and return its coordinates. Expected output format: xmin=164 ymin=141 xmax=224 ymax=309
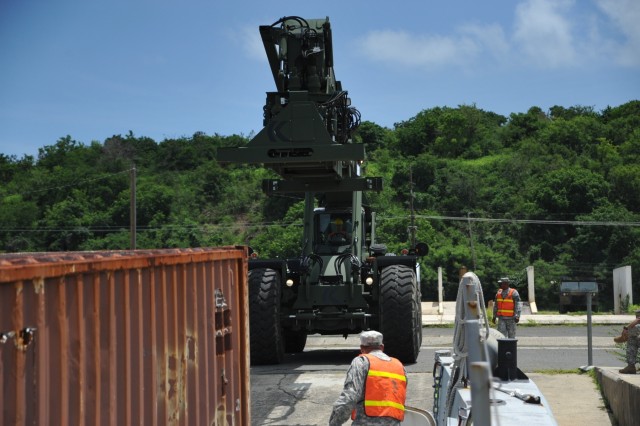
xmin=1 ymin=102 xmax=639 ymax=309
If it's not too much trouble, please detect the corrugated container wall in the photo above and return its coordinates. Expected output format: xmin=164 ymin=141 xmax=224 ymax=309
xmin=0 ymin=247 xmax=250 ymax=426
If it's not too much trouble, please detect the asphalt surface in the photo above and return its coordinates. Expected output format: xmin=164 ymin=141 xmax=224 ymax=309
xmin=251 ymin=328 xmax=624 ymax=425
xmin=250 ymin=304 xmax=635 ymax=425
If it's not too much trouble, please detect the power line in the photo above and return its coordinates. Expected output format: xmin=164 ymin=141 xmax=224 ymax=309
xmin=2 ymin=214 xmax=639 ymax=233
xmin=379 ymin=214 xmax=640 ymax=227
xmin=3 ymin=168 xmax=133 ymax=197
xmin=0 ymin=222 xmax=304 ymax=233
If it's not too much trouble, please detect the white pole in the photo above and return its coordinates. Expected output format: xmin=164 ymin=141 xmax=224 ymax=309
xmin=130 ymin=164 xmax=136 ymax=250
xmin=613 ymin=266 xmax=633 ymax=314
xmin=470 ymin=362 xmax=492 ymax=426
xmin=527 ymin=266 xmax=537 ymax=314
xmin=438 ymin=267 xmax=444 ymax=315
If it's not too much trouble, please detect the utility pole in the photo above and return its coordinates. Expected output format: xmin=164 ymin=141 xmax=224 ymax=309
xmin=467 ymin=212 xmax=477 ymax=270
xmin=130 ymin=164 xmax=136 ymax=250
xmin=408 ymin=166 xmax=417 ymax=248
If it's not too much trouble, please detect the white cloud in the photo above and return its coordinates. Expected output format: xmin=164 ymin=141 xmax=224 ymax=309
xmin=355 ymin=25 xmax=508 ymax=70
xmin=356 ymin=30 xmax=466 ymax=68
xmin=238 ymin=24 xmax=265 ymax=61
xmin=260 ymin=0 xmax=639 ymax=73
xmin=595 ymin=0 xmax=640 ymax=66
xmin=459 ymin=23 xmax=510 ymax=62
xmin=513 ymin=0 xmax=577 ymax=68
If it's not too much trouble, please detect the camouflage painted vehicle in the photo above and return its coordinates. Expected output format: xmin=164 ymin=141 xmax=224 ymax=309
xmin=218 ymin=16 xmax=427 ymax=365
xmin=558 ymin=280 xmax=599 ymax=313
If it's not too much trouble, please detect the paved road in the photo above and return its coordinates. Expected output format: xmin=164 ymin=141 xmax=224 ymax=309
xmin=420 ymin=325 xmax=623 ymax=370
xmin=250 ymin=325 xmax=621 ymax=425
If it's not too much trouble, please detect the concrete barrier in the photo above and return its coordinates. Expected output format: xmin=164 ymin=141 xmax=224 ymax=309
xmin=595 ymin=367 xmax=640 ymax=426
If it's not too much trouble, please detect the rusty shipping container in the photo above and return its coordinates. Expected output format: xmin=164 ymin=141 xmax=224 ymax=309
xmin=0 ymin=247 xmax=250 ymax=426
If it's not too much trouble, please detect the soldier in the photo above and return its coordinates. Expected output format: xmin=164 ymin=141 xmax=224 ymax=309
xmin=492 ymin=277 xmax=521 ymax=338
xmin=329 ymin=330 xmax=407 ymax=425
xmin=327 ymin=216 xmax=351 ymax=243
xmin=614 ymin=309 xmax=640 ymax=374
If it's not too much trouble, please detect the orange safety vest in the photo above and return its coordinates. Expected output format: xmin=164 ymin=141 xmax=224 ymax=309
xmin=352 ymin=354 xmax=407 ymax=421
xmin=496 ymin=288 xmax=516 ymax=317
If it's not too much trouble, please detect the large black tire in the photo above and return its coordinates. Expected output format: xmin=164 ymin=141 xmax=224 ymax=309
xmin=379 ymin=264 xmax=422 ymax=363
xmin=284 ymin=329 xmax=307 ymax=353
xmin=248 ymin=268 xmax=284 ymax=365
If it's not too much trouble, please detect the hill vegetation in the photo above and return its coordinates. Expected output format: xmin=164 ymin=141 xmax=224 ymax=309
xmin=1 ymin=101 xmax=639 ymax=309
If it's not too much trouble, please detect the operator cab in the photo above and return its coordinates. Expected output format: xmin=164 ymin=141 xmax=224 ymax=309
xmin=314 ymin=208 xmax=352 ymax=254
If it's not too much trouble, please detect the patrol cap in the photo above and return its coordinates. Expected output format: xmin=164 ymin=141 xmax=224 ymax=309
xmin=360 ymin=330 xmax=383 ymax=347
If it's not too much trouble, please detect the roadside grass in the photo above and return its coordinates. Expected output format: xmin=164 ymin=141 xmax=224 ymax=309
xmin=587 ymin=369 xmax=616 ymax=421
xmin=612 ymin=340 xmax=640 ymax=365
xmin=519 ymin=320 xmax=592 ymax=327
xmin=421 ymin=323 xmax=455 ymax=329
xmin=532 ymin=368 xmax=585 ymax=375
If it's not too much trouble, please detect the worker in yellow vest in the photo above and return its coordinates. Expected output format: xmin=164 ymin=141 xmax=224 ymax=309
xmin=330 ymin=330 xmax=407 ymax=425
xmin=492 ymin=277 xmax=521 ymax=338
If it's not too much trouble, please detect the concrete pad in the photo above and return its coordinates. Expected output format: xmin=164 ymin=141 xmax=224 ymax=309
xmin=529 ymin=373 xmax=612 ymax=426
xmin=421 ymin=301 xmax=456 ymax=315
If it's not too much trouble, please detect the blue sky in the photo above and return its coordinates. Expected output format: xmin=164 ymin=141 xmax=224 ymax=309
xmin=1 ymin=0 xmax=638 ymax=159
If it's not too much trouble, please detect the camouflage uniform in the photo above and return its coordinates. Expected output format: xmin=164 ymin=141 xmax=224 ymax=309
xmin=626 ymin=324 xmax=640 ymax=365
xmin=329 ymin=350 xmax=406 ymax=426
xmin=493 ymin=288 xmax=521 ymax=338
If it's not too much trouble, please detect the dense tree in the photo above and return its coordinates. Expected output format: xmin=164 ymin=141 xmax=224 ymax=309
xmin=102 ymin=132 xmax=158 ymax=169
xmin=393 ymin=107 xmax=442 ymax=157
xmin=610 ymin=164 xmax=640 ymax=210
xmin=549 ymin=105 xmax=597 ymax=120
xmin=531 ymin=167 xmax=610 ymax=218
xmin=355 ymin=121 xmax=395 ymax=153
xmin=499 ymin=106 xmax=549 ymax=147
xmin=601 ymin=101 xmax=640 ymax=146
xmin=0 ymin=194 xmax=38 ymax=251
xmin=0 ymin=101 xmax=638 ymax=310
xmin=619 ymin=130 xmax=640 ymax=162
xmin=392 ymin=105 xmax=506 ymax=158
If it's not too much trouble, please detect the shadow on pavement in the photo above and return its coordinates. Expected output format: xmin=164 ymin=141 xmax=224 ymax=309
xmin=251 ymin=348 xmax=358 ymax=375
